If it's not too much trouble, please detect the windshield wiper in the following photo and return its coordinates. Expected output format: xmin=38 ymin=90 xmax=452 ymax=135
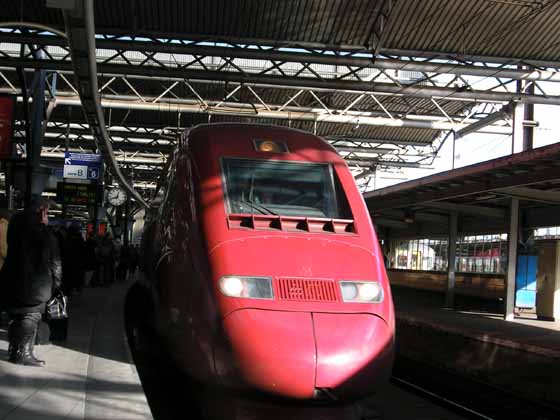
xmin=245 ymin=199 xmax=277 ymax=215
xmin=232 ymin=199 xmax=276 ymax=215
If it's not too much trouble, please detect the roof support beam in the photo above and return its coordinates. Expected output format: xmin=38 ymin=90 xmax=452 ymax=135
xmin=346 ymin=159 xmax=427 ymax=169
xmin=381 ymin=48 xmax=560 ymax=73
xmin=12 ymin=93 xmax=509 ymax=133
xmin=5 ymin=31 xmax=560 ymax=71
xmin=326 ymin=136 xmax=428 ymax=147
xmin=493 ymin=186 xmax=560 ymax=204
xmin=418 ymin=201 xmax=506 ymax=219
xmin=454 ymin=104 xmax=512 ymax=140
xmin=0 ymin=86 xmax=511 ymax=134
xmin=4 ymin=32 xmax=560 ymax=82
xmin=366 ymin=167 xmax=560 ymax=211
xmin=372 ymin=217 xmax=410 ymax=229
xmin=377 ymin=209 xmax=449 ymax=225
xmin=0 ymin=79 xmax=492 ymax=125
xmin=41 ymin=150 xmax=165 ymax=166
xmin=25 ymin=133 xmax=173 ymax=153
xmin=334 ymin=145 xmax=394 ymax=154
xmin=2 ymin=56 xmax=560 ymax=105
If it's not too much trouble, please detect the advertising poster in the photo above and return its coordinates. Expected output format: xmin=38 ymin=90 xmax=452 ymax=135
xmin=0 ymin=95 xmax=15 ymax=160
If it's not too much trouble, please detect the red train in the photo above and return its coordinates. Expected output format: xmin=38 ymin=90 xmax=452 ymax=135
xmin=140 ymin=123 xmax=394 ymax=401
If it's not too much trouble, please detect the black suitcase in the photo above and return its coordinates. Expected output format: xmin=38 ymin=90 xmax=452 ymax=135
xmin=49 ymin=318 xmax=69 ymax=341
xmin=36 ymin=320 xmax=51 ymax=344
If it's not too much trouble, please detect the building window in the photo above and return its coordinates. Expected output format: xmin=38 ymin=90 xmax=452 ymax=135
xmin=456 ymin=234 xmax=507 ymax=274
xmin=389 ymin=234 xmax=507 ymax=274
xmin=534 ymin=226 xmax=560 ymax=239
xmin=389 ymin=238 xmax=448 ymax=271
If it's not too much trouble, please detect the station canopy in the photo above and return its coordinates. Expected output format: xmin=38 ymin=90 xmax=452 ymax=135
xmin=1 ymin=0 xmax=560 ymax=196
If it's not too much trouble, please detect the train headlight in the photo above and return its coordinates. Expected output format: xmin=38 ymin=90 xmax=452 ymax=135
xmin=220 ymin=276 xmax=244 ymax=297
xmin=340 ymin=281 xmax=383 ymax=303
xmin=341 ymin=282 xmax=359 ymax=301
xmin=219 ymin=276 xmax=274 ymax=299
xmin=253 ymin=139 xmax=289 ymax=153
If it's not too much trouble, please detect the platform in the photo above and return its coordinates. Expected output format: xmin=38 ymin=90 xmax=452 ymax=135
xmin=393 ymin=285 xmax=560 ymax=407
xmin=0 ymin=280 xmax=152 ymax=420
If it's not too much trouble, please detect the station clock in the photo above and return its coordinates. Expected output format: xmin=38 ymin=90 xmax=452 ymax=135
xmin=107 ymin=187 xmax=127 ymax=207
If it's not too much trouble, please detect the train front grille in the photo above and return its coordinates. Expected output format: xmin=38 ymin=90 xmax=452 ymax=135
xmin=276 ymin=278 xmax=339 ymax=302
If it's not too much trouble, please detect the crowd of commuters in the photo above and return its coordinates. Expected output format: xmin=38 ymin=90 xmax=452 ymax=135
xmin=0 ymin=198 xmax=140 ymax=367
xmin=52 ymin=226 xmax=140 ymax=292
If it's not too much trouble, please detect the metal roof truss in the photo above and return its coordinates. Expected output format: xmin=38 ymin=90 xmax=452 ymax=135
xmin=2 ymin=27 xmax=559 ymax=188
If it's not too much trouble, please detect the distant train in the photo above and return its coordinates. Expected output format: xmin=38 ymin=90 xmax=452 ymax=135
xmin=139 ymin=123 xmax=395 ymax=401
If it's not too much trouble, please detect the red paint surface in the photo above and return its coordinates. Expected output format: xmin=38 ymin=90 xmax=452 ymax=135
xmin=223 ymin=309 xmax=316 ymax=399
xmin=208 ymin=236 xmax=392 ymax=319
xmin=313 ymin=313 xmax=394 ymax=393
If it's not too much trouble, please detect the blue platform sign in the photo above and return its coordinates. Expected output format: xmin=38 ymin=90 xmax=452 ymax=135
xmin=63 ymin=152 xmax=101 ymax=180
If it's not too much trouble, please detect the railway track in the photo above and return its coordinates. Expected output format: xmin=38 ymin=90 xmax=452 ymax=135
xmin=392 ymin=356 xmax=560 ymax=420
xmin=391 ymin=376 xmax=494 ymax=420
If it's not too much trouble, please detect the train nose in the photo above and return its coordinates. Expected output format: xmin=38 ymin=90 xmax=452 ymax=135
xmin=221 ymin=310 xmax=394 ymax=400
xmin=221 ymin=309 xmax=316 ymax=399
xmin=313 ymin=313 xmax=394 ymax=398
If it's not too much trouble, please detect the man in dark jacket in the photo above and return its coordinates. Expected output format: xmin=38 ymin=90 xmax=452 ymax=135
xmin=62 ymin=224 xmax=86 ymax=293
xmin=3 ymin=198 xmax=61 ymax=366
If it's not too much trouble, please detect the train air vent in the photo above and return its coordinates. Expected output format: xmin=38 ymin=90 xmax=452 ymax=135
xmin=276 ymin=278 xmax=339 ymax=302
xmin=227 ymin=214 xmax=356 ymax=234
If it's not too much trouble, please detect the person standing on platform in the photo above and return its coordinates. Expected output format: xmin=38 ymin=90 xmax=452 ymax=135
xmin=116 ymin=244 xmax=129 ymax=282
xmin=0 ymin=208 xmax=11 ymax=271
xmin=3 ymin=198 xmax=61 ymax=367
xmin=62 ymin=224 xmax=86 ymax=294
xmin=83 ymin=233 xmax=98 ymax=288
xmin=0 ymin=208 xmax=12 ymax=319
xmin=98 ymin=233 xmax=115 ymax=286
xmin=128 ymin=245 xmax=139 ymax=277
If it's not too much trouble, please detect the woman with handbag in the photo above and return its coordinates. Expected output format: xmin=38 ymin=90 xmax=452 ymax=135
xmin=3 ymin=198 xmax=62 ymax=367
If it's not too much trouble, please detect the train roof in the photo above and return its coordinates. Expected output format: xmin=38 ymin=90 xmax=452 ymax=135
xmin=186 ymin=123 xmax=344 ymax=159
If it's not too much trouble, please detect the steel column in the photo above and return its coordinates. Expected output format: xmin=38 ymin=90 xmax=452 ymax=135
xmin=512 ymin=75 xmax=535 ymax=154
xmin=445 ymin=212 xmax=458 ymax=309
xmin=505 ymin=197 xmax=519 ymax=321
xmin=29 ymin=69 xmax=46 ymax=169
xmin=16 ymin=67 xmax=32 ymax=206
xmin=523 ymin=83 xmax=535 ymax=152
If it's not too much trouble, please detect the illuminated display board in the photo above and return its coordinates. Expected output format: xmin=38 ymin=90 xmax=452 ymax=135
xmin=56 ymin=182 xmax=101 ymax=206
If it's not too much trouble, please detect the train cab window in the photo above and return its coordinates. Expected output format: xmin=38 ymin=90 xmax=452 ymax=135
xmin=222 ymin=158 xmax=352 ymax=219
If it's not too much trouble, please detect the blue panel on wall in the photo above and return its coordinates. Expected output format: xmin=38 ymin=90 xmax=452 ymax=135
xmin=516 ymin=289 xmax=536 ymax=308
xmin=526 ymin=256 xmax=537 ymax=292
xmin=516 ymin=255 xmax=527 ymax=289
xmin=515 ymin=255 xmax=537 ymax=308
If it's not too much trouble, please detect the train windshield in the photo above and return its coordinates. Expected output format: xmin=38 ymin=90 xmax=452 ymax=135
xmin=222 ymin=158 xmax=351 ymax=219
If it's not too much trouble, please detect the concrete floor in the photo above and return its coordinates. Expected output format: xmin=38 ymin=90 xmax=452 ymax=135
xmin=0 ymin=280 xmax=152 ymax=420
xmin=393 ymin=286 xmax=560 ymax=357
